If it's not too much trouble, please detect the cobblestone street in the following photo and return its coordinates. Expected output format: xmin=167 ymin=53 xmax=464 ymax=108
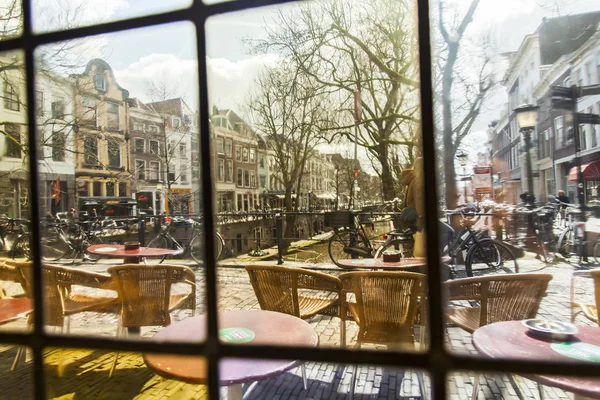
xmin=0 ymin=255 xmax=597 ymax=399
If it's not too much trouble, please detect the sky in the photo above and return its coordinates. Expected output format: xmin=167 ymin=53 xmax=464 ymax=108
xmin=30 ymin=0 xmax=600 ymax=169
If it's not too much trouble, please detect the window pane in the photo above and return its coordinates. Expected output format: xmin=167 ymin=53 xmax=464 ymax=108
xmin=0 ymin=345 xmax=33 ymax=398
xmin=32 ymin=22 xmax=204 ymax=340
xmin=32 ymin=0 xmax=192 ymax=34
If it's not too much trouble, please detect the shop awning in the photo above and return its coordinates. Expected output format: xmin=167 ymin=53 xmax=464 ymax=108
xmin=568 ymin=160 xmax=600 ymax=181
xmin=317 ymin=193 xmax=336 ymax=200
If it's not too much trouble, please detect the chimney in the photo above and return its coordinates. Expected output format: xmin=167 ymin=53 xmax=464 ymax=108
xmin=212 ymin=105 xmax=218 ymax=116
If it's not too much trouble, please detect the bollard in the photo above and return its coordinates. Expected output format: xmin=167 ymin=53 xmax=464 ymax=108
xmin=494 ymin=216 xmax=503 ymax=241
xmin=138 ymin=216 xmax=146 ymax=246
xmin=276 ymin=214 xmax=284 ymax=265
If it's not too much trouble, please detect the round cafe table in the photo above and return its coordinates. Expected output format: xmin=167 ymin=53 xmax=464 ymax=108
xmin=144 ymin=310 xmax=319 ymax=400
xmin=87 ymin=244 xmax=183 ymax=264
xmin=0 ymin=298 xmax=33 ymax=325
xmin=473 ymin=321 xmax=600 ymax=399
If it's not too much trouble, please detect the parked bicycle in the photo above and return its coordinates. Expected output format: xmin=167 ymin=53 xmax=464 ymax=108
xmin=327 ymin=211 xmax=414 ymax=267
xmin=2 ymin=218 xmax=32 ymax=260
xmin=39 ymin=219 xmax=105 ymax=262
xmin=147 ymin=216 xmax=225 ymax=264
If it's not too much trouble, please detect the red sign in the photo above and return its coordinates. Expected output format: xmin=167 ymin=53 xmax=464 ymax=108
xmin=52 ymin=177 xmax=61 ymax=206
xmin=473 ymin=167 xmax=492 ymax=194
xmin=353 ymin=169 xmax=359 ymax=178
xmin=137 ymin=195 xmax=148 ymax=201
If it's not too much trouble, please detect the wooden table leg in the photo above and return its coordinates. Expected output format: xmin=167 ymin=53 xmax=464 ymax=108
xmin=227 ymin=384 xmax=243 ymax=400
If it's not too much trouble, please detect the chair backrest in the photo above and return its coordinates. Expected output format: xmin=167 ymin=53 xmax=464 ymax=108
xmin=108 ymin=264 xmax=193 ymax=328
xmin=12 ymin=262 xmax=65 ymax=327
xmin=589 ymin=269 xmax=600 ymax=327
xmin=445 ymin=273 xmax=552 ymax=327
xmin=339 ymin=271 xmax=425 ymax=344
xmin=245 ymin=264 xmax=342 ymax=317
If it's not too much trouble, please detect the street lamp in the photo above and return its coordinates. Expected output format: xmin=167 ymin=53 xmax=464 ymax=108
xmin=456 ymin=151 xmax=468 ymax=204
xmin=514 ymin=103 xmax=539 ymax=206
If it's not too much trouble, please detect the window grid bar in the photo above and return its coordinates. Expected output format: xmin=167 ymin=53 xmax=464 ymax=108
xmin=0 ymin=1 xmax=596 ymax=399
xmin=193 ymin=5 xmax=222 ymax=398
xmin=415 ymin=0 xmax=447 ymax=397
xmin=21 ymin=0 xmax=47 ymax=397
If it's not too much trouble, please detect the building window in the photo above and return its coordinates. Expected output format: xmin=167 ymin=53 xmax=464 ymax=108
xmin=94 ymin=72 xmax=105 ymax=90
xmin=242 ymin=148 xmax=249 ymax=162
xmin=260 ymin=176 xmax=266 ymax=188
xmin=35 ymin=90 xmax=44 ymax=117
xmin=119 ymin=182 xmax=127 ymax=197
xmin=171 ymin=116 xmax=181 ymax=129
xmin=84 ymin=136 xmax=98 ymax=166
xmin=554 ymin=116 xmax=564 ymax=147
xmin=51 ymin=132 xmax=66 ymax=162
xmin=226 ymin=160 xmax=233 ymax=182
xmin=181 ymin=168 xmax=188 ymax=183
xmin=4 ymin=123 xmax=21 ymax=158
xmin=168 ymin=141 xmax=175 ymax=157
xmin=92 ymin=181 xmax=102 ymax=197
xmin=132 ymin=122 xmax=144 ymax=132
xmin=244 ymin=170 xmax=249 ymax=187
xmin=134 ymin=138 xmax=145 ymax=154
xmin=179 ymin=143 xmax=187 ymax=158
xmin=235 ymin=146 xmax=241 ymax=161
xmin=225 ymin=139 xmax=232 ymax=156
xmin=237 ymin=168 xmax=243 ymax=186
xmin=3 ymin=82 xmax=19 ymax=111
xmin=250 ymin=171 xmax=256 ymax=187
xmin=216 ymin=137 xmax=224 ymax=154
xmin=108 ymin=140 xmax=121 ymax=168
xmin=136 ymin=160 xmax=145 ymax=180
xmin=250 ymin=149 xmax=255 ymax=163
xmin=106 ymin=181 xmax=115 ymax=197
xmin=168 ymin=164 xmax=176 ymax=182
xmin=218 ymin=159 xmax=224 ymax=182
xmin=148 ymin=125 xmax=159 ymax=133
xmin=579 ymin=124 xmax=587 ymax=151
xmin=107 ymin=103 xmax=119 ymax=130
xmin=81 ymin=96 xmax=98 ymax=126
xmin=149 ymin=161 xmax=160 ymax=181
xmin=51 ymin=98 xmax=65 ymax=119
xmin=150 ymin=140 xmax=159 ymax=155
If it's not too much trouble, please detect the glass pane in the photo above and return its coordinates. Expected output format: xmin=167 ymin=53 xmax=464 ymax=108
xmin=0 ymin=49 xmax=33 ymax=333
xmin=0 ymin=344 xmax=33 ymax=398
xmin=32 ymin=0 xmax=192 ymax=34
xmin=33 ymin=22 xmax=203 ymax=340
xmin=45 ymin=348 xmax=208 ymax=398
xmin=208 ymin=0 xmax=427 ymax=352
xmin=0 ymin=0 xmax=22 ymax=40
xmin=220 ymin=359 xmax=429 ymax=399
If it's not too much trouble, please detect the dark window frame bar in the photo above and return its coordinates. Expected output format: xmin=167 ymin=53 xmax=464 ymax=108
xmin=0 ymin=0 xmax=598 ymax=399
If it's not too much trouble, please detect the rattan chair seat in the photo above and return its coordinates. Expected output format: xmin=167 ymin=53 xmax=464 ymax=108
xmin=445 ymin=306 xmax=481 ymax=333
xmin=64 ymin=294 xmax=119 ymax=315
xmin=298 ymin=295 xmax=338 ymax=318
xmin=577 ymin=303 xmax=598 ymax=322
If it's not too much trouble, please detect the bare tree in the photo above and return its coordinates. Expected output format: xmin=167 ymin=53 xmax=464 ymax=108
xmin=248 ymin=0 xmax=420 ymax=200
xmin=246 ymin=61 xmax=334 ymax=243
xmin=435 ymin=0 xmax=496 ymax=210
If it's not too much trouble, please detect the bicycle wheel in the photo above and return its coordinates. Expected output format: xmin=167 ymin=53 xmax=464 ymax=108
xmin=11 ymin=234 xmax=32 ymax=260
xmin=374 ymin=237 xmax=414 ymax=258
xmin=593 ymin=240 xmax=600 ymax=264
xmin=83 ymin=236 xmax=104 ymax=261
xmin=189 ymin=234 xmax=204 ymax=264
xmin=148 ymin=235 xmax=168 ymax=249
xmin=215 ymin=232 xmax=224 ymax=260
xmin=41 ymin=229 xmax=70 ymax=261
xmin=557 ymin=227 xmax=574 ymax=259
xmin=465 ymin=239 xmax=518 ymax=277
xmin=328 ymin=229 xmax=370 ymax=267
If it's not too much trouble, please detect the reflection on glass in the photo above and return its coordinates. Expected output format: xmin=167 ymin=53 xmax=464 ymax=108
xmin=30 ymin=22 xmax=202 ymax=337
xmin=0 ymin=0 xmax=22 ymax=40
xmin=44 ymin=348 xmax=207 ymax=398
xmin=219 ymin=359 xmax=428 ymax=399
xmin=0 ymin=344 xmax=32 ymax=398
xmin=32 ymin=0 xmax=192 ymax=34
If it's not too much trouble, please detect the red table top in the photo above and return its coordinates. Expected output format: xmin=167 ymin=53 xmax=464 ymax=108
xmin=144 ymin=310 xmax=319 ymax=385
xmin=0 ymin=298 xmax=33 ymax=325
xmin=87 ymin=244 xmax=183 ymax=258
xmin=473 ymin=321 xmax=600 ymax=398
xmin=337 ymin=256 xmax=451 ymax=270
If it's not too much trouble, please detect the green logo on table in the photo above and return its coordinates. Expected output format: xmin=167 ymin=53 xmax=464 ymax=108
xmin=219 ymin=328 xmax=255 ymax=343
xmin=551 ymin=342 xmax=600 ymax=363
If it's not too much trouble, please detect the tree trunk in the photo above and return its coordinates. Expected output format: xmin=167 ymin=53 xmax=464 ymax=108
xmin=442 ymin=42 xmax=459 ymax=212
xmin=379 ymin=143 xmax=396 ymax=200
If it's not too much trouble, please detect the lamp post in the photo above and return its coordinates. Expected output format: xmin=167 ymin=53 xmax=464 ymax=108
xmin=514 ymin=104 xmax=539 ymax=206
xmin=456 ymin=152 xmax=468 ymax=204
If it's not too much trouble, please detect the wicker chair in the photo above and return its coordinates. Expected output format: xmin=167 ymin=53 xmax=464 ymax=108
xmin=246 ymin=264 xmax=345 ymax=344
xmin=444 ymin=273 xmax=552 ymax=333
xmin=12 ymin=263 xmax=119 ymax=373
xmin=444 ymin=273 xmax=552 ymax=400
xmin=339 ymin=271 xmax=426 ymax=399
xmin=107 ymin=264 xmax=196 ymax=377
xmin=570 ymin=270 xmax=598 ymax=324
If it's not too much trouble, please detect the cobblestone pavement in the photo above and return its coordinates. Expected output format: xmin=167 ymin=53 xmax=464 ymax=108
xmin=0 ymin=255 xmax=597 ymax=399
